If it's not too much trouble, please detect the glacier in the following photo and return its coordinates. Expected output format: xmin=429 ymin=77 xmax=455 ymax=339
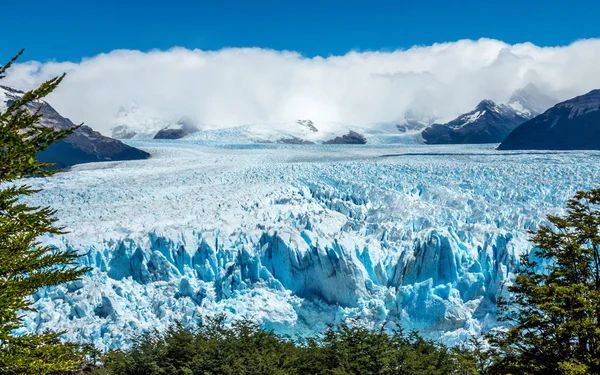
xmin=18 ymin=141 xmax=600 ymax=351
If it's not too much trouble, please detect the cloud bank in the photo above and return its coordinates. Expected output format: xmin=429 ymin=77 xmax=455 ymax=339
xmin=4 ymin=38 xmax=600 ymax=133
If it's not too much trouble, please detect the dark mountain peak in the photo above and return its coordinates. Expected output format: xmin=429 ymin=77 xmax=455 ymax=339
xmin=476 ymin=99 xmax=497 ymax=110
xmin=0 ymin=85 xmax=25 ymax=95
xmin=1 ymin=85 xmax=150 ymax=168
xmin=323 ymin=130 xmax=367 ymax=145
xmin=557 ymin=89 xmax=600 ymax=107
xmin=553 ymin=89 xmax=600 ymax=120
xmin=422 ymin=99 xmax=528 ymax=145
xmin=154 ymin=116 xmax=200 ymax=140
xmin=499 ymin=88 xmax=600 ymax=150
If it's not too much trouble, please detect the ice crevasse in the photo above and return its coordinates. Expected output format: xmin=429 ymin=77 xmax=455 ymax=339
xmin=20 ymin=143 xmax=600 ymax=351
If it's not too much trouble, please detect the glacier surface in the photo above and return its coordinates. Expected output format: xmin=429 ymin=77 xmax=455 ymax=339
xmin=19 ymin=141 xmax=600 ymax=351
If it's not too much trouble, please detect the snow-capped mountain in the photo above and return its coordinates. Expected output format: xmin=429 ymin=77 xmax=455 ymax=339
xmin=1 ymin=86 xmax=150 ymax=168
xmin=188 ymin=120 xmax=423 ymax=145
xmin=421 ymin=85 xmax=557 ymax=145
xmin=108 ymin=103 xmax=429 ymax=146
xmin=421 ymin=100 xmax=529 ymax=144
xmin=154 ymin=116 xmax=200 ymax=139
xmin=188 ymin=120 xmax=349 ymax=144
xmin=110 ymin=103 xmax=170 ymax=140
xmin=499 ymin=89 xmax=600 ymax=150
xmin=507 ymin=83 xmax=558 ymax=118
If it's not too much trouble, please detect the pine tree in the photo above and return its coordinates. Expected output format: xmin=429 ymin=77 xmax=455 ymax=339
xmin=488 ymin=188 xmax=600 ymax=374
xmin=0 ymin=50 xmax=89 ymax=374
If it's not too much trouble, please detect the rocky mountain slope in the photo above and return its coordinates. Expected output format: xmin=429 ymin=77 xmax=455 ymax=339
xmin=422 ymin=85 xmax=557 ymax=144
xmin=153 ymin=116 xmax=200 ymax=139
xmin=1 ymin=86 xmax=150 ymax=169
xmin=499 ymin=89 xmax=600 ymax=150
xmin=323 ymin=130 xmax=367 ymax=144
xmin=422 ymin=100 xmax=529 ymax=144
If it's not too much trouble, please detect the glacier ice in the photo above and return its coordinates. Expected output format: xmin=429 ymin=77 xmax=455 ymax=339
xmin=19 ymin=141 xmax=600 ymax=351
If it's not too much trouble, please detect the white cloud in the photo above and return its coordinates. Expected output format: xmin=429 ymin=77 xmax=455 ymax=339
xmin=4 ymin=38 xmax=600 ymax=134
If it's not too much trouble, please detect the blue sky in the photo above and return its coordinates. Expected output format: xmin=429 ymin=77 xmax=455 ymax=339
xmin=2 ymin=0 xmax=599 ymax=62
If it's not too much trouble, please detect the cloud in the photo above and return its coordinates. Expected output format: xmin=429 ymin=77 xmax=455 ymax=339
xmin=4 ymin=38 xmax=600 ymax=134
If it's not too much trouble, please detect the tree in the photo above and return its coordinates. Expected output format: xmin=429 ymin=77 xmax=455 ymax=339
xmin=0 ymin=50 xmax=89 ymax=374
xmin=91 ymin=317 xmax=470 ymax=375
xmin=488 ymin=188 xmax=600 ymax=374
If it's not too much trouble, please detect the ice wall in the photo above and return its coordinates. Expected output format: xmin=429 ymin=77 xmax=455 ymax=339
xmin=20 ymin=143 xmax=600 ymax=350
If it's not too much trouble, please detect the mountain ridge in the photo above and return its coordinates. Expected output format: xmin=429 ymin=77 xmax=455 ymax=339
xmin=498 ymin=89 xmax=600 ymax=150
xmin=422 ymin=85 xmax=557 ymax=144
xmin=1 ymin=86 xmax=150 ymax=168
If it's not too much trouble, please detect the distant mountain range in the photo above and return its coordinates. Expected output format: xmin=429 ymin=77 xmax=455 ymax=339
xmin=103 ymin=84 xmax=600 ymax=150
xmin=110 ymin=106 xmax=202 ymax=140
xmin=186 ymin=120 xmax=359 ymax=144
xmin=108 ymin=85 xmax=562 ymax=146
xmin=422 ymin=84 xmax=558 ymax=144
xmin=499 ymin=89 xmax=600 ymax=150
xmin=1 ymin=86 xmax=149 ymax=169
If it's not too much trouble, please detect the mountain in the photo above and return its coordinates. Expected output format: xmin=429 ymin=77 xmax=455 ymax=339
xmin=498 ymin=89 xmax=600 ymax=150
xmin=396 ymin=121 xmax=427 ymax=133
xmin=421 ymin=100 xmax=530 ymax=144
xmin=188 ymin=120 xmax=425 ymax=145
xmin=507 ymin=83 xmax=558 ymax=118
xmin=421 ymin=85 xmax=557 ymax=145
xmin=110 ymin=104 xmax=169 ymax=140
xmin=188 ymin=119 xmax=343 ymax=144
xmin=397 ymin=108 xmax=437 ymax=133
xmin=323 ymin=130 xmax=367 ymax=144
xmin=1 ymin=86 xmax=150 ymax=169
xmin=154 ymin=116 xmax=200 ymax=139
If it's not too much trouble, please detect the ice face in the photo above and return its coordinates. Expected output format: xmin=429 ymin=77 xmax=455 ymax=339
xmin=19 ymin=142 xmax=600 ymax=351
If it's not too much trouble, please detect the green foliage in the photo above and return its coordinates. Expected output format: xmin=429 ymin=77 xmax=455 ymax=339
xmin=299 ymin=322 xmax=458 ymax=375
xmin=0 ymin=51 xmax=89 ymax=374
xmin=89 ymin=316 xmax=475 ymax=375
xmin=94 ymin=316 xmax=296 ymax=375
xmin=487 ymin=188 xmax=600 ymax=374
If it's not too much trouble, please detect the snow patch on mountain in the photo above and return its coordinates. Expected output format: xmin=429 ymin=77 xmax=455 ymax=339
xmin=455 ymin=110 xmax=485 ymax=128
xmin=507 ymin=83 xmax=558 ymax=117
xmin=1 ymin=85 xmax=46 ymax=114
xmin=188 ymin=120 xmax=423 ymax=145
xmin=0 ymin=86 xmax=14 ymax=112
